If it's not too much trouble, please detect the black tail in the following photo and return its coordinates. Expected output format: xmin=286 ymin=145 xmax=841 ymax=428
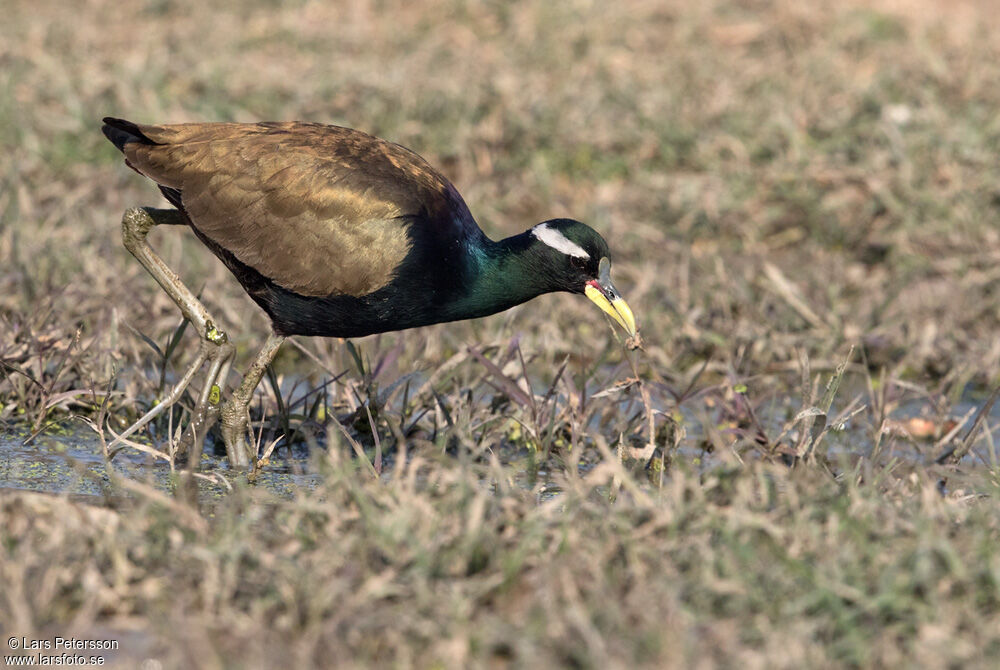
xmin=101 ymin=117 xmax=156 ymax=152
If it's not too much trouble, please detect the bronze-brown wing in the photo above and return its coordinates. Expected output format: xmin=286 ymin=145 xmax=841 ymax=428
xmin=120 ymin=122 xmax=458 ymax=297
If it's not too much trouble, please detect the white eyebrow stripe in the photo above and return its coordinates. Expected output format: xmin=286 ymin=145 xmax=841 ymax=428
xmin=531 ymin=223 xmax=590 ymax=258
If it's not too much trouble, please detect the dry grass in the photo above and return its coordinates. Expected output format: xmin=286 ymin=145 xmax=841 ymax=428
xmin=4 ymin=458 xmax=1000 ymax=668
xmin=3 ymin=0 xmax=1000 ymax=667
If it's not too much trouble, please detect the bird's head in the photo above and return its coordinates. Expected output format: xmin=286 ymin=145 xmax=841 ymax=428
xmin=529 ymin=219 xmax=637 ymax=337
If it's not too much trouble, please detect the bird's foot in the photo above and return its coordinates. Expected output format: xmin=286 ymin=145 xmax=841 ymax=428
xmin=219 ymin=399 xmax=253 ymax=469
xmin=218 ymin=333 xmax=287 ymax=473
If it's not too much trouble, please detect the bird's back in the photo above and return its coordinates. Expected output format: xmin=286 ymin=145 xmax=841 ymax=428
xmin=104 ymin=119 xmax=480 ymax=299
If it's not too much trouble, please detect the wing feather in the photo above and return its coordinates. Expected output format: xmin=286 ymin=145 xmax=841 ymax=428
xmin=121 ymin=122 xmax=462 ymax=297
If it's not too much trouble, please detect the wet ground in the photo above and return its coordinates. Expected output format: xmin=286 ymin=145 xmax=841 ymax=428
xmin=0 ymin=422 xmax=324 ymax=503
xmin=2 ymin=377 xmax=996 ymax=502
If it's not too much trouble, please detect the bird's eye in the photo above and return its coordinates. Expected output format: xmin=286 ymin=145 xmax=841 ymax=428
xmin=571 ymin=256 xmax=588 ymax=270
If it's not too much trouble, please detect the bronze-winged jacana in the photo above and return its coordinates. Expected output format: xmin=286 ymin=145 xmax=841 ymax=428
xmin=102 ymin=118 xmax=637 ymax=468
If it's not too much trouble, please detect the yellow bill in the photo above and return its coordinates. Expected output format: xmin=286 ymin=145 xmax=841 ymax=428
xmin=585 ymin=257 xmax=637 ymax=336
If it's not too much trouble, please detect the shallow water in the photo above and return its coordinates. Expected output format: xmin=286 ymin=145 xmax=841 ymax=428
xmin=0 ymin=422 xmax=323 ymax=503
xmin=1 ymin=381 xmax=996 ymax=503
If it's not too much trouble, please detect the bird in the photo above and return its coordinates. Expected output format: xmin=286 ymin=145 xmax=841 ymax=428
xmin=101 ymin=117 xmax=637 ymax=469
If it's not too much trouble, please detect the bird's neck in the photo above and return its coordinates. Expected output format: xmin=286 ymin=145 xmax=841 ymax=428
xmin=449 ymin=231 xmax=552 ymax=320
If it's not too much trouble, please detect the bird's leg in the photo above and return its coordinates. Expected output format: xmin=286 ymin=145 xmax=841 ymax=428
xmin=179 ymin=336 xmax=234 ymax=464
xmin=220 ymin=332 xmax=286 ymax=468
xmin=111 ymin=207 xmax=236 ymax=466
